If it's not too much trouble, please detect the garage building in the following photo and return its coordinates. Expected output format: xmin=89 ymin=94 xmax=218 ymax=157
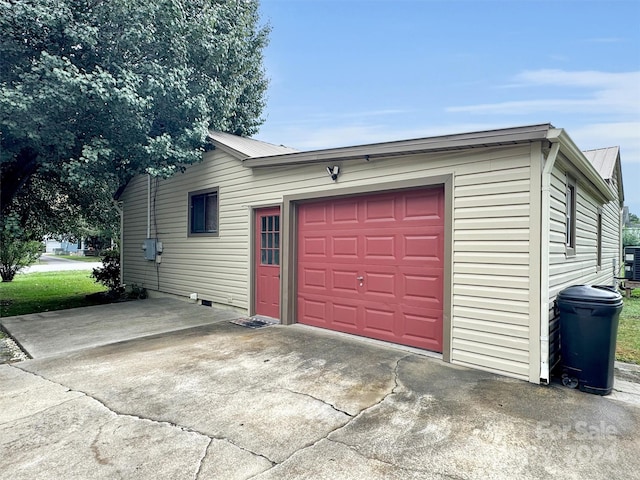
xmin=118 ymin=124 xmax=624 ymax=385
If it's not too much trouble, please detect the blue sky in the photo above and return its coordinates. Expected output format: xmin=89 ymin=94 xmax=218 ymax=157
xmin=254 ymin=0 xmax=640 ymax=214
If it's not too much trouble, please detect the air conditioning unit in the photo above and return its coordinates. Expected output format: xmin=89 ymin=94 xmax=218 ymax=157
xmin=624 ymin=246 xmax=640 ymax=281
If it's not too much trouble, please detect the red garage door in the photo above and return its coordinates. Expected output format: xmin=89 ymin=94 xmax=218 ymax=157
xmin=297 ymin=187 xmax=444 ymax=352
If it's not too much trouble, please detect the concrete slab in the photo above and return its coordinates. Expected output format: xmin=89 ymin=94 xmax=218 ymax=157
xmin=0 ymin=298 xmax=240 ymax=358
xmin=0 ymin=364 xmax=83 ymax=424
xmin=1 ymin=299 xmax=639 ymax=479
xmin=1 ymin=370 xmax=209 ymax=479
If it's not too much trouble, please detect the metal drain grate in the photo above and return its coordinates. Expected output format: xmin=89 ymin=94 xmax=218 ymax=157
xmin=230 ymin=317 xmax=276 ymax=329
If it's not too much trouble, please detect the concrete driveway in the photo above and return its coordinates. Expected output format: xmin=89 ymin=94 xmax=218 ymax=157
xmin=1 ymin=299 xmax=640 ymax=479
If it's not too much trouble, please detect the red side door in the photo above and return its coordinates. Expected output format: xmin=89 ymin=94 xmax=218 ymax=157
xmin=255 ymin=207 xmax=281 ymax=319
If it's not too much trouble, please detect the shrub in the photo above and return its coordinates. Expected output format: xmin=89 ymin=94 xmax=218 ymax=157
xmin=0 ymin=214 xmax=43 ymax=282
xmin=91 ymin=249 xmax=122 ymax=293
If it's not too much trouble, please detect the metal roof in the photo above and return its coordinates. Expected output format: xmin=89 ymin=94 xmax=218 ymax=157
xmin=208 ymin=131 xmax=298 ymax=159
xmin=582 ymin=146 xmax=620 ymax=180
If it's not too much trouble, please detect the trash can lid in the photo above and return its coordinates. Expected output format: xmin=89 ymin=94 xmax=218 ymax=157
xmin=557 ymin=285 xmax=623 ymax=305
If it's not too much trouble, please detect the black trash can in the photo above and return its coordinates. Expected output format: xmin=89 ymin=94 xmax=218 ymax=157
xmin=556 ymin=285 xmax=623 ymax=395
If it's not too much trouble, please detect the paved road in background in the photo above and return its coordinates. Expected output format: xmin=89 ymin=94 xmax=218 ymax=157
xmin=21 ymin=254 xmax=98 ymax=274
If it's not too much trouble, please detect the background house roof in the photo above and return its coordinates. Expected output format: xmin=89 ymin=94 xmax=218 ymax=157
xmin=208 ymin=131 xmax=298 ymax=159
xmin=582 ymin=146 xmax=620 ymax=181
xmin=582 ymin=146 xmax=624 ymax=203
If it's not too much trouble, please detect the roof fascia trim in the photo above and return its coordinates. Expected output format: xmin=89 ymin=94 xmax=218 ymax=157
xmin=614 ymin=153 xmax=624 ymax=204
xmin=243 ymin=124 xmax=552 ymax=168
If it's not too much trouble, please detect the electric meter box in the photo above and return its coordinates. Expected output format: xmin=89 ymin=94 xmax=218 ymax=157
xmin=143 ymin=238 xmax=157 ymax=261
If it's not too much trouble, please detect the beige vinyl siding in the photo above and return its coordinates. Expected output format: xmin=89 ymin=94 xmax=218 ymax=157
xmin=121 ymin=143 xmax=537 ymax=381
xmin=546 ymin=157 xmax=621 ymax=369
xmin=452 ymin=155 xmax=534 ymax=381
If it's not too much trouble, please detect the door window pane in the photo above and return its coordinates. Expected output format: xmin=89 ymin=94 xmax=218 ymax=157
xmin=259 ymin=214 xmax=280 ymax=265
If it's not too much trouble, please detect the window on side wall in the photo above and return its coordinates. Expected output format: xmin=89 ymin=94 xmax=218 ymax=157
xmin=565 ymin=176 xmax=576 ymax=256
xmin=189 ymin=188 xmax=219 ymax=236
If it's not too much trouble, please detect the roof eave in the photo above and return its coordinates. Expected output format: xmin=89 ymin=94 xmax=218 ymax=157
xmin=546 ymin=128 xmax=616 ymax=202
xmin=242 ymin=123 xmax=553 ymax=168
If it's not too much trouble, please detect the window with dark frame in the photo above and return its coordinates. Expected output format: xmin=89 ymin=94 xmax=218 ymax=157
xmin=565 ymin=177 xmax=576 ymax=256
xmin=189 ymin=189 xmax=218 ymax=235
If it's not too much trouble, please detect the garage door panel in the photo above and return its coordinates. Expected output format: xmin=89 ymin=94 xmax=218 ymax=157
xmin=364 ymin=235 xmax=396 ymax=260
xmin=301 ymin=236 xmax=327 ymax=257
xmin=332 ymin=269 xmax=360 ymax=293
xmin=332 ymin=200 xmax=359 ymax=223
xmin=403 ymin=313 xmax=442 ymax=350
xmin=364 ymin=197 xmax=396 ymax=222
xmin=332 ymin=236 xmax=359 ymax=258
xmin=301 ymin=203 xmax=328 ymax=224
xmin=402 ymin=270 xmax=443 ymax=306
xmin=297 ymin=187 xmax=444 ymax=352
xmin=300 ymin=267 xmax=327 ymax=290
xmin=332 ymin=303 xmax=359 ymax=328
xmin=363 ymin=272 xmax=396 ymax=297
xmin=298 ymin=298 xmax=327 ymax=324
xmin=363 ymin=307 xmax=396 ymax=335
xmin=403 ymin=189 xmax=444 ymax=221
xmin=403 ymin=231 xmax=444 ymax=263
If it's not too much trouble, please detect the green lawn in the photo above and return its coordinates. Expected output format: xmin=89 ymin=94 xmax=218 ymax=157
xmin=0 ymin=270 xmax=108 ymax=317
xmin=619 ymin=295 xmax=640 ymax=364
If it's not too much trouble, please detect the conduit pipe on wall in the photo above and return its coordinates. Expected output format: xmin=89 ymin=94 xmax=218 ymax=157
xmin=539 ymin=135 xmax=561 ymax=384
xmin=147 ymin=174 xmax=152 ymax=239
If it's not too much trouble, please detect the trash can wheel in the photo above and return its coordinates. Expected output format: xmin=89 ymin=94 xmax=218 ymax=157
xmin=561 ymin=373 xmax=579 ymax=389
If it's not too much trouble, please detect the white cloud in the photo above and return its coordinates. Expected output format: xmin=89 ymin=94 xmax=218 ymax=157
xmin=582 ymin=37 xmax=624 ymax=44
xmin=570 ymin=122 xmax=640 ymax=163
xmin=447 ymin=69 xmax=640 ymax=116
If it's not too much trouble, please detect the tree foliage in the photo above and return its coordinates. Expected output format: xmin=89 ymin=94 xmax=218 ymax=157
xmin=623 ymin=228 xmax=640 ymax=248
xmin=0 ymin=0 xmax=270 ymax=234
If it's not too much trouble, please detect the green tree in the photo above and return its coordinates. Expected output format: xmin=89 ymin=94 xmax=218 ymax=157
xmin=623 ymin=228 xmax=640 ymax=248
xmin=0 ymin=0 xmax=269 ymax=233
xmin=629 ymin=213 xmax=640 ymax=225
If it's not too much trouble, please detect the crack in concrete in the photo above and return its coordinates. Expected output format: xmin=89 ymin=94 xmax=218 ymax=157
xmin=279 ymin=387 xmax=353 ymax=417
xmin=194 ymin=437 xmax=213 ymax=480
xmin=0 ymin=389 xmax=84 ymax=427
xmin=11 ymin=365 xmax=277 ymax=467
xmin=9 ymin=353 xmax=410 ymax=477
xmin=322 ymin=354 xmax=409 ymax=438
xmin=213 ymin=436 xmax=277 ymax=467
xmin=327 ymin=436 xmax=442 ymax=477
xmin=325 ymin=437 xmax=434 ymax=476
xmin=270 ymin=354 xmax=411 ymax=469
